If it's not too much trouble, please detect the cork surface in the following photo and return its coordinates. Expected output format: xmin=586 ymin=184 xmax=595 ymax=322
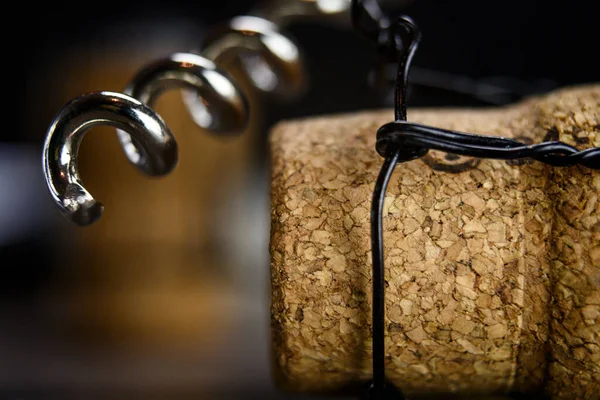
xmin=269 ymin=85 xmax=599 ymax=398
xmin=540 ymin=91 xmax=600 ymax=399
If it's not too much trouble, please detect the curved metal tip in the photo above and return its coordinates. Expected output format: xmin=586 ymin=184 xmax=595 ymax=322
xmin=62 ymin=183 xmax=104 ymax=226
xmin=43 ymin=91 xmax=177 ymax=225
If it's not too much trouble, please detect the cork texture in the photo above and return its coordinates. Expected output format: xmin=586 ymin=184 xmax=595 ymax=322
xmin=539 ymin=91 xmax=600 ymax=399
xmin=269 ymin=85 xmax=599 ymax=398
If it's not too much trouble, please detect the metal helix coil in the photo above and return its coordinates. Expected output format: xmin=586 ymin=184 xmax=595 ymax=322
xmin=42 ymin=0 xmax=344 ymax=225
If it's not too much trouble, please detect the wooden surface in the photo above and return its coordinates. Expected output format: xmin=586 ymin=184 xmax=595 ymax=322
xmin=269 ymin=85 xmax=599 ymax=398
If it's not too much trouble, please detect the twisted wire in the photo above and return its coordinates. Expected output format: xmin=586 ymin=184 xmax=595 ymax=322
xmin=376 ymin=121 xmax=600 ymax=169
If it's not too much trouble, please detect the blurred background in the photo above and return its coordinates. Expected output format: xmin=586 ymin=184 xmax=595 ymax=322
xmin=1 ymin=0 xmax=597 ymax=398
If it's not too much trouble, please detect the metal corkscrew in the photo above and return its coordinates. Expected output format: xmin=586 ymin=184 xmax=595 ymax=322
xmin=116 ymin=52 xmax=250 ymax=176
xmin=42 ymin=0 xmax=325 ymax=226
xmin=44 ymin=0 xmax=422 ymax=227
xmin=42 ymin=48 xmax=256 ymax=226
xmin=199 ymin=15 xmax=306 ymax=100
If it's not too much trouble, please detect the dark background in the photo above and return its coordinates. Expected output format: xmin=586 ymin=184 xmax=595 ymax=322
xmin=9 ymin=0 xmax=599 ymax=143
xmin=1 ymin=0 xmax=597 ymax=398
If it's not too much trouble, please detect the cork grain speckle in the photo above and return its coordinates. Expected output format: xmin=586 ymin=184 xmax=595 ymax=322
xmin=269 ymin=85 xmax=599 ymax=399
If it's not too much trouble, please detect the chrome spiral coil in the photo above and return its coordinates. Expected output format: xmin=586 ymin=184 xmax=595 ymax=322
xmin=200 ymin=15 xmax=306 ymax=100
xmin=117 ymin=52 xmax=249 ymax=176
xmin=42 ymin=0 xmax=347 ymax=225
xmin=254 ymin=0 xmax=352 ymax=26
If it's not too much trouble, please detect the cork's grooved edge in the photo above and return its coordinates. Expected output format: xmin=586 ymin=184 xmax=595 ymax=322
xmin=269 ymin=85 xmax=599 ymax=398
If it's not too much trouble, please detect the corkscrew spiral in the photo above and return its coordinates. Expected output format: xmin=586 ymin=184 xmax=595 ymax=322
xmin=42 ymin=1 xmax=321 ymax=225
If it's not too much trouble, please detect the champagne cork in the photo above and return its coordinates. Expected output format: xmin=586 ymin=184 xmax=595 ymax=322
xmin=269 ymin=85 xmax=599 ymax=398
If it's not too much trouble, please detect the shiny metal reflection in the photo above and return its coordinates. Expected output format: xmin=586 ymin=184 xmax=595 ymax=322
xmin=202 ymin=16 xmax=306 ymax=100
xmin=43 ymin=91 xmax=177 ymax=226
xmin=117 ymin=52 xmax=249 ymax=173
xmin=256 ymin=0 xmax=352 ymax=26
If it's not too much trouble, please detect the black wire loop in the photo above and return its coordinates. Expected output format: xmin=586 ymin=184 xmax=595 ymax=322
xmin=377 ymin=121 xmax=600 ymax=169
xmin=351 ymin=0 xmax=599 ymax=399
